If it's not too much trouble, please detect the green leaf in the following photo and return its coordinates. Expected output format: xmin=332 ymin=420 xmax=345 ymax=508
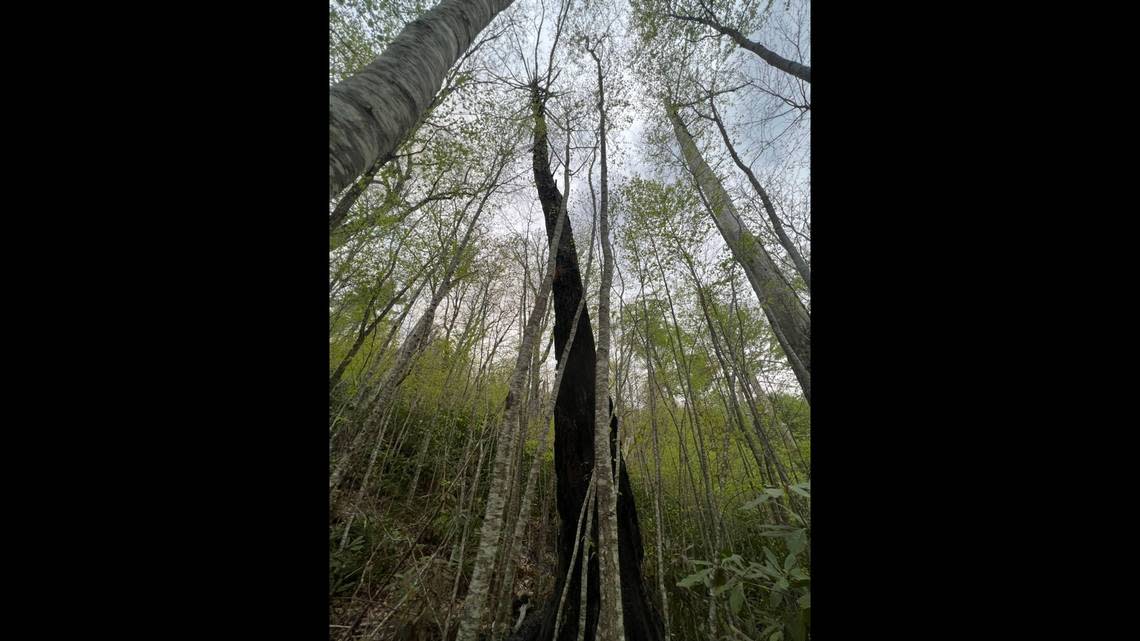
xmin=789 ymin=617 xmax=807 ymax=641
xmin=784 ymin=552 xmax=797 ymax=571
xmin=788 ymin=530 xmax=807 ymax=557
xmin=730 ymin=582 xmax=744 ymax=615
xmin=764 ymin=548 xmax=781 ymax=567
xmin=741 ymin=495 xmax=770 ymax=511
xmin=677 ymin=568 xmax=712 ymax=588
xmin=769 ymin=631 xmax=783 ymax=641
xmin=797 ymin=592 xmax=811 ymax=609
xmin=722 ymin=554 xmax=745 ymax=571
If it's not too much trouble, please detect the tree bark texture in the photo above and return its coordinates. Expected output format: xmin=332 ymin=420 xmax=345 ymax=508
xmin=667 ymin=12 xmax=811 ymax=83
xmin=516 ymin=86 xmax=664 ymax=641
xmin=329 ymin=0 xmax=515 ymax=198
xmin=587 ymin=44 xmax=625 ymax=641
xmin=667 ymin=103 xmax=811 ymax=404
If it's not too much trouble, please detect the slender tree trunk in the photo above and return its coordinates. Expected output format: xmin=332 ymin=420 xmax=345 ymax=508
xmin=575 ymin=486 xmax=596 ymax=641
xmin=329 ymin=0 xmax=515 ymax=198
xmin=553 ymin=472 xmax=595 ymax=641
xmin=586 ymin=44 xmax=625 ymax=641
xmin=493 ymin=324 xmax=556 ymax=635
xmin=678 ymin=250 xmax=780 ymax=483
xmin=705 ymin=99 xmax=810 ymax=289
xmin=667 ymin=102 xmax=811 ymax=404
xmin=331 ymin=162 xmax=502 ymax=493
xmin=636 ymin=272 xmax=672 ymax=641
xmin=443 ymin=436 xmax=489 ymax=641
xmin=666 ymin=12 xmax=811 ymax=83
xmin=648 ymin=239 xmax=721 ymax=548
xmin=453 ymin=155 xmax=570 ymax=641
xmin=329 ymin=156 xmax=388 ymax=232
xmin=329 ymin=264 xmax=428 ymax=394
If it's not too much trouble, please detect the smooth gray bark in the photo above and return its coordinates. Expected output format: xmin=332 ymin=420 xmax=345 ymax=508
xmin=330 ymin=0 xmax=515 ymax=198
xmin=667 ymin=103 xmax=811 ymax=404
xmin=705 ymin=99 xmax=810 ymax=289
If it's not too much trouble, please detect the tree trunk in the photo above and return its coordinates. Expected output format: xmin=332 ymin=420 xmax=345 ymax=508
xmin=520 ymin=84 xmax=664 ymax=641
xmin=329 ymin=156 xmax=387 ymax=232
xmin=453 ymin=153 xmax=570 ymax=641
xmin=330 ymin=162 xmax=502 ymax=493
xmin=705 ymin=98 xmax=810 ymax=289
xmin=586 ymin=44 xmax=625 ymax=641
xmin=666 ymin=12 xmax=811 ymax=83
xmin=329 ymin=0 xmax=515 ymax=198
xmin=636 ymin=271 xmax=672 ymax=641
xmin=667 ymin=102 xmax=811 ymax=404
xmin=329 ymin=264 xmax=428 ymax=395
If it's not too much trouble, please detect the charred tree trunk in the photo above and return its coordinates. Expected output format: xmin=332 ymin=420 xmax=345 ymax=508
xmin=516 ymin=85 xmax=664 ymax=641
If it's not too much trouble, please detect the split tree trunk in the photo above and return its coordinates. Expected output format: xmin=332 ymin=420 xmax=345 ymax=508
xmin=519 ymin=85 xmax=664 ymax=641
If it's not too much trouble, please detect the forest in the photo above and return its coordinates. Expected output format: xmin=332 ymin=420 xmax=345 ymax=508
xmin=329 ymin=1 xmax=810 ymax=639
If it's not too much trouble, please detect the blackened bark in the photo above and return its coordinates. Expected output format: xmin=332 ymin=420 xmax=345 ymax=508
xmin=515 ymin=86 xmax=664 ymax=641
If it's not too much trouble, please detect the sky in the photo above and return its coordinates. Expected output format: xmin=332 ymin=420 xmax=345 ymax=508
xmin=332 ymin=0 xmax=810 ymax=398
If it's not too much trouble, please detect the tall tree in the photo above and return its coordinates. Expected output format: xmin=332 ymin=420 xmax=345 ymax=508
xmin=666 ymin=102 xmax=811 ymax=403
xmin=524 ymin=80 xmax=663 ymax=641
xmin=700 ymin=96 xmax=810 ymax=289
xmin=664 ymin=2 xmax=811 ymax=83
xmin=330 ymin=154 xmax=508 ymax=493
xmin=585 ymin=37 xmax=625 ymax=641
xmin=454 ymin=173 xmax=568 ymax=641
xmin=330 ymin=0 xmax=515 ymax=198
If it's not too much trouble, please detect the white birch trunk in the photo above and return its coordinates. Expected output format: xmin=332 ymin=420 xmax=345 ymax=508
xmin=667 ymin=102 xmax=811 ymax=403
xmin=330 ymin=0 xmax=516 ymax=198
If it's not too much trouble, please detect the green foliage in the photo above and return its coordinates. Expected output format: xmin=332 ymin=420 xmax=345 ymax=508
xmin=673 ymin=484 xmax=810 ymax=640
xmin=329 ymin=0 xmax=810 ymax=636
